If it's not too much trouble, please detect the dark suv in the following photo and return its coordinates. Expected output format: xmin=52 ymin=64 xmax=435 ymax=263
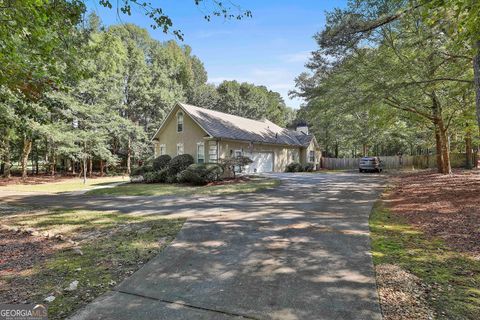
xmin=359 ymin=157 xmax=382 ymax=173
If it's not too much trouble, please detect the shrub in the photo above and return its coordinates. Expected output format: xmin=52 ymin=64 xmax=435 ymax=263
xmin=303 ymin=162 xmax=315 ymax=172
xmin=143 ymin=169 xmax=168 ymax=183
xmin=177 ymin=163 xmax=224 ymax=185
xmin=286 ymin=162 xmax=303 ymax=172
xmin=130 ymin=165 xmax=154 ymax=177
xmin=177 ymin=169 xmax=204 ymax=185
xmin=219 ymin=156 xmax=253 ymax=178
xmin=167 ymin=154 xmax=194 ymax=176
xmin=153 ymin=155 xmax=171 ymax=171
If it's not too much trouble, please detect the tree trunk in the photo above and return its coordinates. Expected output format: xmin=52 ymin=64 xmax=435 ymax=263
xmin=334 ymin=142 xmax=339 ymax=158
xmin=437 ymin=119 xmax=452 ymax=174
xmin=362 ymin=144 xmax=367 ymax=157
xmin=2 ymin=144 xmax=11 ymax=178
xmin=473 ymin=40 xmax=480 ymax=128
xmin=466 ymin=128 xmax=473 ymax=169
xmin=21 ymin=138 xmax=32 ymax=181
xmin=127 ymin=137 xmax=132 ymax=175
xmin=50 ymin=149 xmax=56 ymax=176
xmin=88 ymin=157 xmax=93 ymax=177
xmin=83 ymin=158 xmax=87 ymax=184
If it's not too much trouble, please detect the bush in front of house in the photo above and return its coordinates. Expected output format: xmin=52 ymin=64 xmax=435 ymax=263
xmin=130 ymin=165 xmax=154 ymax=178
xmin=177 ymin=163 xmax=224 ymax=185
xmin=143 ymin=170 xmax=167 ymax=183
xmin=303 ymin=162 xmax=315 ymax=172
xmin=286 ymin=162 xmax=303 ymax=172
xmin=219 ymin=156 xmax=253 ymax=178
xmin=167 ymin=154 xmax=195 ymax=177
xmin=152 ymin=155 xmax=171 ymax=171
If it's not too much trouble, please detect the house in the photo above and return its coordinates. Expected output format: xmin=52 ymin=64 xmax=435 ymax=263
xmin=151 ymin=102 xmax=321 ymax=173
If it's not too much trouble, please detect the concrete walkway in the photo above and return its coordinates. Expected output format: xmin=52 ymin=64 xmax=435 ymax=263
xmin=4 ymin=173 xmax=385 ymax=320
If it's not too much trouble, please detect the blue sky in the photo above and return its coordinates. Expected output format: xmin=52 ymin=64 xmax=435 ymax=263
xmin=86 ymin=0 xmax=347 ymax=108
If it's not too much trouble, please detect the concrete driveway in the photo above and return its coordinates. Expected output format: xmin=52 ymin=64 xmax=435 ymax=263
xmin=4 ymin=172 xmax=385 ymax=320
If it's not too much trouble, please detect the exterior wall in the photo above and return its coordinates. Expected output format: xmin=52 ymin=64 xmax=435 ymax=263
xmin=218 ymin=140 xmax=301 ymax=172
xmin=303 ymin=139 xmax=322 ymax=168
xmin=153 ymin=105 xmax=207 ymax=163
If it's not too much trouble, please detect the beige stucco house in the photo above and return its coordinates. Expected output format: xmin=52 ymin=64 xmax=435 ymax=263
xmin=152 ymin=103 xmax=321 ymax=173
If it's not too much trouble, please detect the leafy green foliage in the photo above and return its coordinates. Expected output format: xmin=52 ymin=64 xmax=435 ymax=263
xmin=166 ymin=154 xmax=195 ymax=177
xmin=177 ymin=163 xmax=223 ymax=185
xmin=152 ymin=155 xmax=172 ymax=171
xmin=285 ymin=162 xmax=303 ymax=172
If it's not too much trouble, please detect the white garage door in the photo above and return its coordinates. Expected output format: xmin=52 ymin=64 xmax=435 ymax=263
xmin=245 ymin=152 xmax=274 ymax=173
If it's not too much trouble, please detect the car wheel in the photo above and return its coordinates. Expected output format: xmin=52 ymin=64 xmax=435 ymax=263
xmin=359 ymin=169 xmax=363 ymax=173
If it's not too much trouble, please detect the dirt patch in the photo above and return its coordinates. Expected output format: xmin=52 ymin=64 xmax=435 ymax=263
xmin=0 ymin=175 xmax=123 ymax=187
xmin=376 ymin=264 xmax=435 ymax=320
xmin=0 ymin=228 xmax=67 ymax=303
xmin=385 ymin=169 xmax=480 ymax=258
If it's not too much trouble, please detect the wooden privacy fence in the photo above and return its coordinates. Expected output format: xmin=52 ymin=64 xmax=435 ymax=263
xmin=321 ymin=153 xmax=478 ymax=170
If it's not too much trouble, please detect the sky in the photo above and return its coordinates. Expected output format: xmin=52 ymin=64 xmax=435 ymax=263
xmin=86 ymin=0 xmax=347 ymax=109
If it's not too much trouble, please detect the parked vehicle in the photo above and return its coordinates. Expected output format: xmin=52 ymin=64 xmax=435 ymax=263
xmin=359 ymin=157 xmax=382 ymax=173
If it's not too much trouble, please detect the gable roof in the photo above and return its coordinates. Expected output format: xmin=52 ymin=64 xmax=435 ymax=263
xmin=153 ymin=102 xmax=317 ymax=148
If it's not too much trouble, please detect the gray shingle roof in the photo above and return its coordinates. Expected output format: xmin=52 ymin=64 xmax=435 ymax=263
xmin=178 ymin=103 xmax=313 ymax=147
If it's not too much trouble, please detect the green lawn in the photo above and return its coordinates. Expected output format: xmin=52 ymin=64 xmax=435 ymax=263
xmin=370 ymin=201 xmax=480 ymax=319
xmin=0 ymin=176 xmax=126 ymax=193
xmin=87 ymin=176 xmax=280 ymax=197
xmin=1 ymin=208 xmax=184 ymax=320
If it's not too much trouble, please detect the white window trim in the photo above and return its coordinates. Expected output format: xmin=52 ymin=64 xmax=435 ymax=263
xmin=177 ymin=112 xmax=184 ymax=132
xmin=309 ymin=150 xmax=315 ymax=162
xmin=159 ymin=144 xmax=166 ymax=156
xmin=177 ymin=143 xmax=184 ymax=156
xmin=197 ymin=142 xmax=205 ymax=163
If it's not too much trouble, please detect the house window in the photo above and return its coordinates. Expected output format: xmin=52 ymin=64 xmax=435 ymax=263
xmin=197 ymin=142 xmax=205 ymax=164
xmin=234 ymin=149 xmax=242 ymax=172
xmin=177 ymin=112 xmax=184 ymax=132
xmin=309 ymin=150 xmax=315 ymax=162
xmin=159 ymin=144 xmax=166 ymax=156
xmin=177 ymin=143 xmax=184 ymax=155
xmin=209 ymin=142 xmax=218 ymax=162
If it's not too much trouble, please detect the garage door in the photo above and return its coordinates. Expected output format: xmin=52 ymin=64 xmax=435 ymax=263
xmin=245 ymin=152 xmax=274 ymax=173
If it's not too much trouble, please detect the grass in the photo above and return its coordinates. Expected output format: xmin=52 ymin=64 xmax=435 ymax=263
xmin=0 ymin=176 xmax=126 ymax=193
xmin=1 ymin=208 xmax=184 ymax=319
xmin=87 ymin=176 xmax=280 ymax=197
xmin=370 ymin=200 xmax=480 ymax=319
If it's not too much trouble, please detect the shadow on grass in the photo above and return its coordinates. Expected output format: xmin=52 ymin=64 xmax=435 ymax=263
xmin=370 ymin=201 xmax=480 ymax=319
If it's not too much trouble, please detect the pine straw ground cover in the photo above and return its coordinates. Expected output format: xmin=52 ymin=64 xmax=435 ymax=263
xmin=370 ymin=169 xmax=480 ymax=320
xmin=0 ymin=204 xmax=184 ymax=319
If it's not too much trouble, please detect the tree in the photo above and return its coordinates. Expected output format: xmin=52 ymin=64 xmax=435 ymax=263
xmin=293 ymin=1 xmax=475 ymax=174
xmin=97 ymin=0 xmax=252 ymax=40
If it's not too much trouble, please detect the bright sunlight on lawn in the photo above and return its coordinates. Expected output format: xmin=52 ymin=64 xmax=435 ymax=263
xmin=87 ymin=176 xmax=280 ymax=197
xmin=0 ymin=206 xmax=184 ymax=320
xmin=0 ymin=176 xmax=126 ymax=193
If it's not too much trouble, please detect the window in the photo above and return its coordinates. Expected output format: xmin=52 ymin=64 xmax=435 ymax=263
xmin=177 ymin=112 xmax=184 ymax=132
xmin=197 ymin=142 xmax=205 ymax=164
xmin=309 ymin=150 xmax=315 ymax=162
xmin=209 ymin=142 xmax=218 ymax=162
xmin=177 ymin=143 xmax=184 ymax=155
xmin=159 ymin=144 xmax=166 ymax=156
xmin=234 ymin=149 xmax=242 ymax=172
